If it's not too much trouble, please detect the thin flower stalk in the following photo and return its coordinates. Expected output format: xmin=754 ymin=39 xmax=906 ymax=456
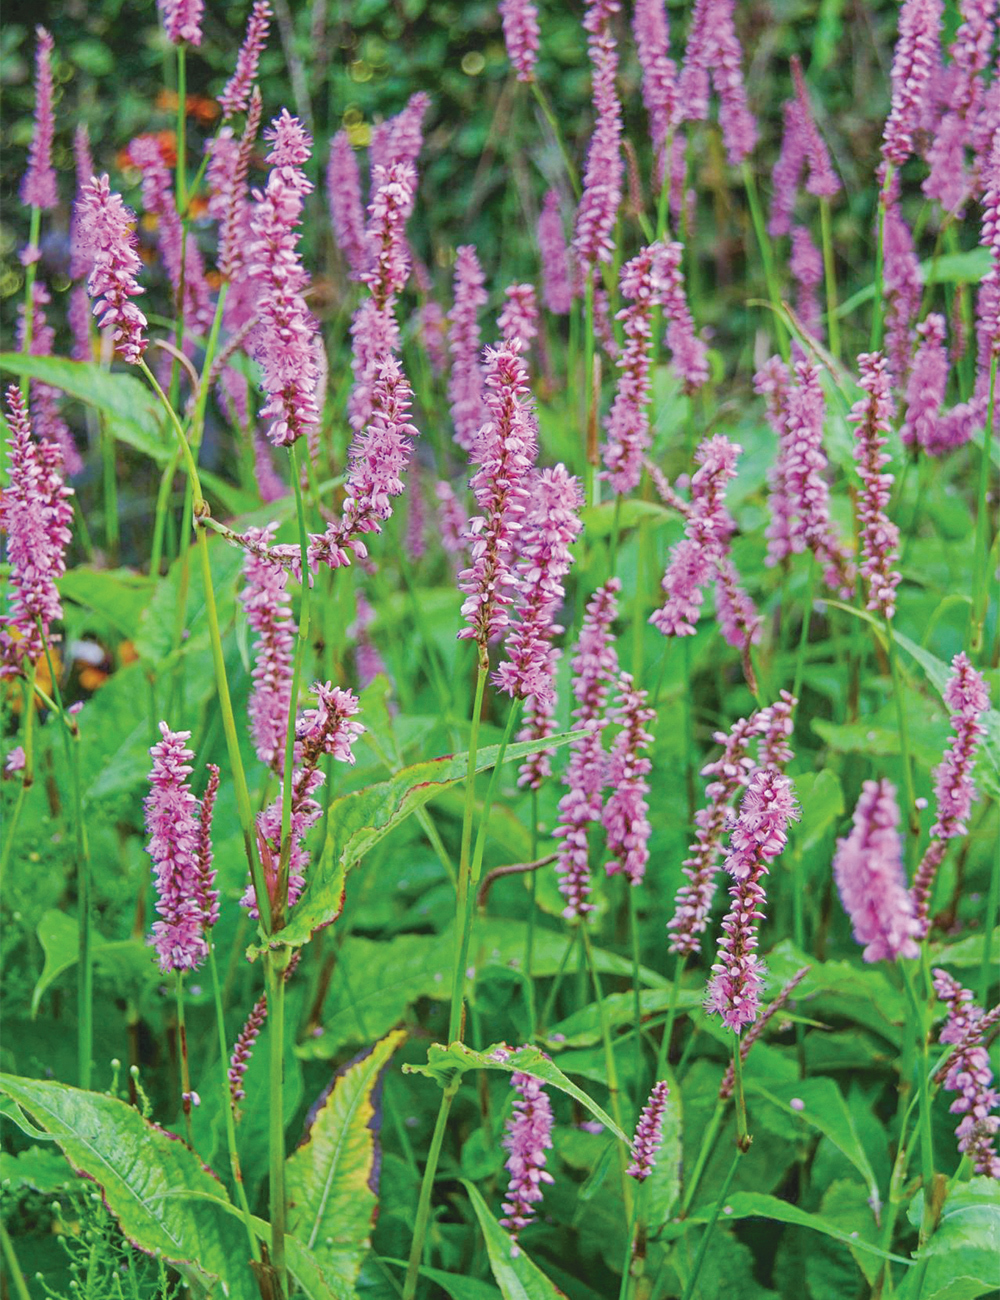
xmin=719 ymin=966 xmax=810 ymax=1099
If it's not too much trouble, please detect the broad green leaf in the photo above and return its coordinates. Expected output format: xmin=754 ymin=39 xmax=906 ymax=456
xmin=402 ymin=1041 xmax=627 ymax=1143
xmin=678 ymin=1191 xmax=913 ymax=1265
xmin=543 ymin=989 xmax=702 ymax=1051
xmin=793 ymin=770 xmax=844 ymax=853
xmin=0 ymin=1074 xmax=257 ymax=1298
xmin=836 ymin=249 xmax=990 ymax=316
xmin=898 ymin=1179 xmax=1000 ymax=1300
xmin=261 ymin=730 xmax=583 ymax=952
xmin=58 ymin=567 xmax=155 ymax=639
xmin=932 ymin=929 xmax=999 ymax=968
xmin=747 ymin=1079 xmax=879 ymax=1209
xmin=581 ymin=498 xmax=672 ymax=538
xmin=32 ymin=909 xmax=94 ymax=1017
xmin=249 ymin=1218 xmax=353 ymax=1300
xmin=381 ymin=1260 xmax=502 ymax=1299
xmin=286 ymin=1028 xmax=405 ymax=1288
xmin=0 ymin=1146 xmax=74 ymax=1193
xmin=464 ymin=1180 xmax=568 ymax=1299
xmin=646 ymin=1071 xmax=682 ymax=1230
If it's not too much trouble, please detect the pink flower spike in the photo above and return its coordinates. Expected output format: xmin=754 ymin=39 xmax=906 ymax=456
xmin=849 ymin=352 xmax=901 ymax=620
xmin=341 ymin=355 xmax=418 ymax=539
xmin=447 ymin=245 xmax=489 ymax=452
xmin=902 ymin=314 xmax=948 ymax=448
xmin=327 ymin=131 xmax=368 ymax=281
xmin=933 ymin=970 xmax=1000 ymax=1178
xmin=633 ymin=0 xmax=679 ymax=172
xmin=791 ymin=57 xmax=839 ymax=199
xmin=603 ymin=673 xmax=655 ymax=885
xmin=500 ymin=0 xmax=540 ymax=82
xmin=158 ymin=0 xmax=204 ymax=45
xmin=769 ymin=98 xmax=808 ymax=238
xmin=790 ymin=226 xmax=823 ymax=339
xmin=241 ymin=524 xmax=295 ymax=773
xmin=573 ymin=0 xmax=624 ymax=268
xmin=659 ymin=241 xmax=708 ymax=390
xmin=296 ymin=682 xmax=365 ymax=768
xmin=833 ymin=779 xmax=920 ymax=962
xmin=627 ymin=1080 xmax=670 ymax=1180
xmin=78 ymin=175 xmax=148 ymax=366
xmin=931 ymin=652 xmax=990 ymax=840
xmin=145 ymin=723 xmax=209 ymax=973
xmin=500 ymin=1071 xmax=555 ymax=1249
xmin=881 ymin=0 xmax=942 ymax=168
xmin=435 ymin=480 xmax=468 ymax=557
xmin=219 ymin=0 xmax=272 ymax=119
xmin=20 ymin=27 xmax=57 ymax=212
xmin=538 ymin=191 xmax=574 ymax=316
xmin=499 ymin=284 xmax=539 ymax=349
xmin=229 ymin=990 xmax=267 ymax=1106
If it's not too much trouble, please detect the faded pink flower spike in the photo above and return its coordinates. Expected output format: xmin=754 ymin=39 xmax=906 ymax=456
xmin=934 ymin=969 xmax=1000 ymax=1177
xmin=0 ymin=386 xmax=74 ymax=677
xmin=679 ymin=0 xmax=757 ymax=165
xmin=627 ymin=1080 xmax=670 ymax=1180
xmin=500 ymin=0 xmax=540 ymax=82
xmin=249 ymin=111 xmax=321 ymax=448
xmin=327 ymin=131 xmax=368 ymax=281
xmin=791 ymin=57 xmax=839 ymax=200
xmin=435 ymin=480 xmax=468 ymax=557
xmin=448 ymin=245 xmax=488 ymax=452
xmin=457 ymin=342 xmax=538 ymax=649
xmin=719 ymin=966 xmax=810 ymax=1099
xmin=602 ymin=245 xmax=661 ymax=495
xmin=931 ymin=652 xmax=990 ymax=840
xmin=881 ymin=0 xmax=943 ymax=169
xmin=790 ymin=226 xmax=823 ymax=339
xmin=554 ymin=579 xmax=621 ymax=918
xmin=194 ymin=765 xmax=221 ymax=932
xmin=833 ymin=779 xmax=921 ymax=962
xmin=21 ymin=27 xmax=57 ymax=212
xmin=145 ymin=724 xmax=212 ymax=972
xmin=603 ymin=673 xmax=655 ymax=885
xmin=538 ymin=191 xmax=574 ymax=316
xmin=849 ymin=352 xmax=901 ymax=619
xmin=573 ymin=0 xmax=624 ymax=268
xmin=924 ymin=0 xmax=997 ymax=212
xmin=499 ymin=284 xmax=539 ymax=349
xmin=500 ymin=1071 xmax=555 ymax=1248
xmin=769 ymin=98 xmax=809 ymax=238
xmin=79 ymin=175 xmax=148 ymax=365
xmin=219 ymin=0 xmax=272 ymax=119
xmin=706 ymin=768 xmax=799 ymax=1032
xmin=158 ymin=0 xmax=204 ymax=45
xmin=659 ymin=241 xmax=708 ymax=390
xmin=902 ymin=314 xmax=948 ymax=449
xmin=241 ymin=524 xmax=295 ymax=773
xmin=633 ymin=0 xmax=679 ymax=179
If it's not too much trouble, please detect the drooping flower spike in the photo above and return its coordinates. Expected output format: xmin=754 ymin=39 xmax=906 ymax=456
xmin=20 ymin=27 xmax=57 ymax=213
xmin=627 ymin=1080 xmax=670 ymax=1180
xmin=500 ymin=1071 xmax=555 ymax=1249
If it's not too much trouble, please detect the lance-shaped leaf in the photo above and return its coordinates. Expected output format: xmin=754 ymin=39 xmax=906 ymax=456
xmin=464 ymin=1180 xmax=567 ymax=1299
xmin=257 ymin=730 xmax=582 ymax=953
xmin=402 ymin=1042 xmax=627 ymax=1143
xmin=0 ymin=1074 xmax=257 ymax=1298
xmin=286 ymin=1029 xmax=405 ymax=1288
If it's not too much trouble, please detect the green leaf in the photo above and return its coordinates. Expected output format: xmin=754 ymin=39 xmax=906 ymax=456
xmin=0 ymin=1146 xmax=74 ymax=1194
xmin=58 ymin=567 xmax=155 ymax=640
xmin=932 ymin=929 xmax=999 ymax=968
xmin=747 ymin=1079 xmax=880 ymax=1209
xmin=581 ymin=498 xmax=672 ymax=538
xmin=402 ymin=1042 xmax=627 ymax=1143
xmin=286 ymin=1029 xmax=405 ymax=1288
xmin=793 ymin=770 xmax=844 ymax=853
xmin=32 ymin=909 xmax=92 ymax=1017
xmin=0 ymin=1074 xmax=257 ymax=1297
xmin=382 ymin=1261 xmax=502 ymax=1299
xmin=646 ymin=1071 xmax=682 ymax=1230
xmin=464 ymin=1180 xmax=568 ymax=1298
xmin=898 ymin=1179 xmax=1000 ymax=1300
xmin=543 ymin=988 xmax=702 ymax=1051
xmin=261 ymin=730 xmax=583 ymax=952
xmin=836 ymin=249 xmax=990 ymax=316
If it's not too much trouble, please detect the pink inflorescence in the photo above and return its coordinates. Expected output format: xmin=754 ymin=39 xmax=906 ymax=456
xmin=849 ymin=352 xmax=901 ymax=619
xmin=789 ymin=226 xmax=823 ymax=338
xmin=933 ymin=969 xmax=1000 ymax=1177
xmin=340 ymin=356 xmax=418 ymax=542
xmin=881 ymin=0 xmax=943 ymax=169
xmin=229 ymin=990 xmax=267 ymax=1106
xmin=573 ymin=0 xmax=624 ymax=268
xmin=633 ymin=0 xmax=679 ymax=181
xmin=500 ymin=1071 xmax=555 ymax=1249
xmin=457 ymin=342 xmax=538 ymax=648
xmin=327 ymin=131 xmax=368 ymax=281
xmin=78 ymin=175 xmax=148 ymax=365
xmin=924 ymin=0 xmax=995 ymax=213
xmin=931 ymin=652 xmax=990 ymax=839
xmin=241 ymin=524 xmax=295 ymax=773
xmin=144 ymin=724 xmax=214 ymax=973
xmin=883 ymin=201 xmax=922 ymax=386
xmin=499 ymin=284 xmax=539 ymax=349
xmin=249 ymin=111 xmax=321 ymax=448
xmin=627 ymin=1080 xmax=670 ymax=1180
xmin=833 ymin=779 xmax=921 ymax=963
xmin=902 ymin=314 xmax=948 ymax=449
xmin=538 ymin=191 xmax=574 ymax=316
xmin=158 ymin=0 xmax=204 ymax=45
xmin=705 ymin=768 xmax=798 ymax=1032
xmin=435 ymin=480 xmax=468 ymax=556
xmin=219 ymin=0 xmax=272 ymax=119
xmin=603 ymin=673 xmax=655 ymax=885
xmin=499 ymin=0 xmax=540 ymax=82
xmin=719 ymin=966 xmax=810 ymax=1099
xmin=679 ymin=0 xmax=757 ymax=165
xmin=447 ymin=245 xmax=489 ymax=452
xmin=553 ymin=579 xmax=621 ymax=918
xmin=0 ymin=386 xmax=74 ymax=677
xmin=20 ymin=27 xmax=57 ymax=212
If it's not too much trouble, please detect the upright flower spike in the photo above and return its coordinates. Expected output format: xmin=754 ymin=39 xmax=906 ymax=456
xmin=447 ymin=245 xmax=489 ymax=452
xmin=248 ymin=111 xmax=321 ymax=448
xmin=229 ymin=989 xmax=267 ymax=1107
xmin=679 ymin=0 xmax=757 ymax=165
xmin=553 ymin=579 xmax=621 ymax=918
xmin=158 ymin=0 xmax=204 ymax=45
xmin=573 ymin=0 xmax=624 ymax=269
xmin=498 ymin=284 xmax=539 ymax=349
xmin=719 ymin=966 xmax=810 ymax=1099
xmin=194 ymin=765 xmax=221 ymax=932
xmin=457 ymin=342 xmax=538 ymax=650
xmin=219 ymin=0 xmax=272 ymax=120
xmin=849 ymin=352 xmax=901 ymax=619
xmin=0 ymin=386 xmax=74 ymax=677
xmin=901 ymin=314 xmax=948 ymax=449
xmin=240 ymin=524 xmax=295 ymax=773
xmin=327 ymin=131 xmax=368 ymax=281
xmin=933 ymin=969 xmax=1000 ymax=1177
xmin=538 ymin=191 xmax=573 ymax=316
xmin=500 ymin=1072 xmax=555 ymax=1250
xmin=20 ymin=27 xmax=57 ymax=213
xmin=216 ymin=86 xmax=263 ymax=284
xmin=369 ymin=92 xmax=430 ymax=176
xmin=706 ymin=768 xmax=798 ymax=1032
xmin=790 ymin=226 xmax=823 ymax=339
xmin=603 ymin=673 xmax=655 ymax=885
xmin=602 ymin=245 xmax=660 ymax=495
xmin=923 ymin=0 xmax=996 ymax=213
xmin=500 ymin=0 xmax=540 ymax=82
xmin=833 ymin=779 xmax=921 ymax=962
xmin=633 ymin=0 xmax=679 ymax=181
xmin=627 ymin=1080 xmax=670 ymax=1180
xmin=658 ymin=241 xmax=708 ymax=390
xmin=340 ymin=355 xmax=418 ymax=540
xmin=667 ymin=713 xmax=760 ymax=955
xmin=881 ymin=0 xmax=943 ymax=169
xmin=435 ymin=480 xmax=468 ymax=556
xmin=145 ymin=724 xmax=213 ymax=972
xmin=883 ymin=201 xmax=922 ymax=386
xmin=69 ymin=127 xmax=96 ymax=363
xmin=78 ymin=175 xmax=148 ymax=366
xmin=769 ymin=99 xmax=809 ymax=238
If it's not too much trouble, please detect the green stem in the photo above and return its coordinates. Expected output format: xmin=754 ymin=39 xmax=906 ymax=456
xmin=819 ymin=197 xmax=840 ymax=360
xmin=101 ymin=419 xmax=119 ymax=559
xmin=792 ymin=553 xmax=818 ymax=704
xmin=402 ymin=1081 xmax=459 ymax=1300
xmin=584 ymin=274 xmax=599 ymax=510
xmin=679 ymin=1151 xmax=742 ymax=1300
xmin=150 ymin=446 xmax=182 ymax=577
xmin=617 ymin=1185 xmax=642 ymax=1300
xmin=732 ymin=1037 xmax=750 ymax=1153
xmin=627 ymin=886 xmax=644 ymax=1110
xmin=971 ymin=353 xmax=998 ymax=655
xmin=207 ymin=945 xmax=257 ymax=1253
xmin=871 ymin=168 xmax=893 ymax=352
xmin=582 ymin=924 xmax=632 ymax=1212
xmin=266 ymin=946 xmax=289 ymax=1293
xmin=175 ymin=46 xmax=187 ymax=216
xmin=655 ymin=131 xmax=674 ymax=242
xmin=0 ymin=1222 xmax=31 ymax=1300
xmin=538 ymin=928 xmax=580 ymax=1032
xmin=526 ymin=788 xmax=539 ymax=986
xmin=901 ymin=960 xmax=936 ymax=1243
xmin=530 ymin=81 xmax=581 ymax=199
xmin=655 ymin=954 xmax=686 ymax=1083
xmin=18 ymin=207 xmax=42 ymax=409
xmin=175 ymin=971 xmax=194 ymax=1145
xmin=741 ymin=162 xmax=789 ymax=362
xmin=886 ymin=628 xmax=918 ymax=846
xmin=680 ymin=1097 xmax=725 ymax=1215
xmin=978 ymin=840 xmax=999 ymax=1005
xmin=609 ymin=494 xmax=623 ymax=577
xmin=0 ymin=662 xmax=38 ymax=880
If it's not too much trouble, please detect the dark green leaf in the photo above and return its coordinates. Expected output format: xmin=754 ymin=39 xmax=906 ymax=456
xmin=464 ymin=1180 xmax=568 ymax=1298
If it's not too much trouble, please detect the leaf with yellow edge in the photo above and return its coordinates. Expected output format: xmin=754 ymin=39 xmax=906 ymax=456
xmin=285 ymin=1028 xmax=406 ymax=1289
